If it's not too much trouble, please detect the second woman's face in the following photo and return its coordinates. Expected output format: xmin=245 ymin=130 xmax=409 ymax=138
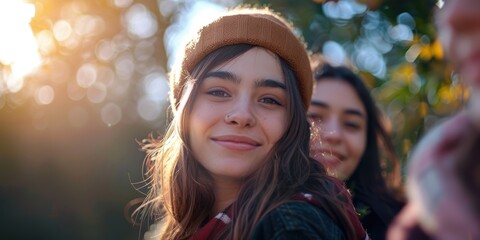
xmin=308 ymin=79 xmax=367 ymax=180
xmin=189 ymin=47 xmax=288 ymax=182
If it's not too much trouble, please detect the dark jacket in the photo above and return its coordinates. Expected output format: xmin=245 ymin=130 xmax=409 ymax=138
xmin=353 ymin=196 xmax=403 ymax=240
xmin=250 ymin=201 xmax=346 ymax=240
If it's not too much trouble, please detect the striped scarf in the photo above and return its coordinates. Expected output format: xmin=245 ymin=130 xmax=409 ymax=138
xmin=190 ymin=204 xmax=233 ymax=240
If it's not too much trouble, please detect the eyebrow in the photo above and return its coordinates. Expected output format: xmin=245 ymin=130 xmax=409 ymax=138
xmin=310 ymin=100 xmax=365 ymax=118
xmin=204 ymin=71 xmax=286 ymax=90
xmin=255 ymin=79 xmax=286 ymax=90
xmin=204 ymin=71 xmax=239 ymax=83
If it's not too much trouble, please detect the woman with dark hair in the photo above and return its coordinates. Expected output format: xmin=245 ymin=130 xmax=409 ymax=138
xmin=134 ymin=7 xmax=367 ymax=240
xmin=308 ymin=63 xmax=404 ymax=240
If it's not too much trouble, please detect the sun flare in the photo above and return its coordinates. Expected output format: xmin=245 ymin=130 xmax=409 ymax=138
xmin=0 ymin=0 xmax=41 ymax=93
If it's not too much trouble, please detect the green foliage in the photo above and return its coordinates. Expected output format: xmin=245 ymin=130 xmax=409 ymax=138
xmin=245 ymin=0 xmax=464 ymax=167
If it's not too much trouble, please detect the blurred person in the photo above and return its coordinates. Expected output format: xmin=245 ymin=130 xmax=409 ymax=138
xmin=308 ymin=62 xmax=404 ymax=240
xmin=388 ymin=0 xmax=480 ymax=239
xmin=134 ymin=7 xmax=368 ymax=240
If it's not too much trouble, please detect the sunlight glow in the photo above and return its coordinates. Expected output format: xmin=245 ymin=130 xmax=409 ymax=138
xmin=0 ymin=0 xmax=41 ymax=93
xmin=164 ymin=1 xmax=233 ymax=69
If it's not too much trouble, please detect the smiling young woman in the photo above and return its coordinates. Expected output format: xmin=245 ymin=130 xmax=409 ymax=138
xmin=308 ymin=63 xmax=404 ymax=240
xmin=134 ymin=6 xmax=368 ymax=240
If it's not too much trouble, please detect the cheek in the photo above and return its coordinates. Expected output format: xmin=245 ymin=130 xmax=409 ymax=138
xmin=189 ymin=103 xmax=214 ymax=137
xmin=188 ymin=109 xmax=201 ymax=134
xmin=263 ymin=113 xmax=288 ymax=143
xmin=349 ymin=132 xmax=367 ymax=160
xmin=191 ymin=99 xmax=219 ymax=121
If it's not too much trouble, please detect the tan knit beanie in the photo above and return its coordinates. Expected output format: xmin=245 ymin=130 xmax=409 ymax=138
xmin=169 ymin=7 xmax=312 ymax=112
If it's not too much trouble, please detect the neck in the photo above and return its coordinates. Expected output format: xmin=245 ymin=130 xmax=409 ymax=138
xmin=212 ymin=177 xmax=242 ymax=216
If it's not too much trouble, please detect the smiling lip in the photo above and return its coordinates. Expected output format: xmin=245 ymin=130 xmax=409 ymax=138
xmin=212 ymin=135 xmax=261 ymax=151
xmin=311 ymin=149 xmax=344 ymax=163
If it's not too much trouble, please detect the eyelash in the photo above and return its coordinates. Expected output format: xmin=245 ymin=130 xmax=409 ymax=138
xmin=345 ymin=122 xmax=360 ymax=129
xmin=259 ymin=97 xmax=281 ymax=106
xmin=207 ymin=88 xmax=282 ymax=104
xmin=207 ymin=89 xmax=230 ymax=97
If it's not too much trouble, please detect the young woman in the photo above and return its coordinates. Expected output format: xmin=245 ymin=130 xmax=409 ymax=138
xmin=135 ymin=7 xmax=367 ymax=240
xmin=388 ymin=0 xmax=480 ymax=239
xmin=308 ymin=63 xmax=404 ymax=240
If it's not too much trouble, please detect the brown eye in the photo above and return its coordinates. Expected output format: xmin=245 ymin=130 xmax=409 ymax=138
xmin=259 ymin=97 xmax=281 ymax=105
xmin=345 ymin=122 xmax=360 ymax=130
xmin=207 ymin=89 xmax=230 ymax=97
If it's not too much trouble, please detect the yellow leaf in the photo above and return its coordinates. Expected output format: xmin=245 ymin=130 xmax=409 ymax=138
xmin=419 ymin=44 xmax=432 ymax=60
xmin=438 ymin=86 xmax=453 ymax=103
xmin=392 ymin=63 xmax=416 ymax=84
xmin=431 ymin=39 xmax=444 ymax=60
xmin=419 ymin=102 xmax=428 ymax=117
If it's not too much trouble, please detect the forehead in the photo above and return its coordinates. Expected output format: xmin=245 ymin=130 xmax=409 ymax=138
xmin=214 ymin=47 xmax=279 ymax=65
xmin=211 ymin=47 xmax=284 ymax=80
xmin=312 ymin=79 xmax=366 ymax=112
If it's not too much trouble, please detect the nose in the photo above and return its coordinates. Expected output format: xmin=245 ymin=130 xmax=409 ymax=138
xmin=320 ymin=119 xmax=342 ymax=144
xmin=224 ymin=100 xmax=256 ymax=128
xmin=439 ymin=0 xmax=480 ymax=32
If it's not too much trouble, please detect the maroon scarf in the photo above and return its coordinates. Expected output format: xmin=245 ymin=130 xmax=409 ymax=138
xmin=190 ymin=205 xmax=234 ymax=240
xmin=189 ymin=191 xmax=367 ymax=240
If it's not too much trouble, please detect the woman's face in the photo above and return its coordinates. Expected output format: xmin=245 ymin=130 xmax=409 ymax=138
xmin=189 ymin=47 xmax=288 ymax=183
xmin=436 ymin=0 xmax=480 ymax=88
xmin=308 ymin=79 xmax=367 ymax=180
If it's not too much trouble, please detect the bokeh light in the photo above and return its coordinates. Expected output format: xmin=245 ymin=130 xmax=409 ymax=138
xmin=53 ymin=20 xmax=73 ymax=42
xmin=322 ymin=0 xmax=367 ymax=21
xmin=389 ymin=24 xmax=413 ymax=42
xmin=101 ymin=102 xmax=122 ymax=126
xmin=76 ymin=63 xmax=97 ymax=88
xmin=322 ymin=41 xmax=346 ymax=66
xmin=125 ymin=3 xmax=158 ymax=39
xmin=34 ymin=85 xmax=55 ymax=105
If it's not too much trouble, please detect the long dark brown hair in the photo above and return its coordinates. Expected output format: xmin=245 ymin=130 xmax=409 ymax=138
xmin=136 ymin=45 xmax=357 ymax=239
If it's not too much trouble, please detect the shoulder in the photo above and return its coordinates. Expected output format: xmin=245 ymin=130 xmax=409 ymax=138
xmin=354 ymin=201 xmax=387 ymax=240
xmin=353 ymin=195 xmax=403 ymax=225
xmin=249 ymin=201 xmax=345 ymax=240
